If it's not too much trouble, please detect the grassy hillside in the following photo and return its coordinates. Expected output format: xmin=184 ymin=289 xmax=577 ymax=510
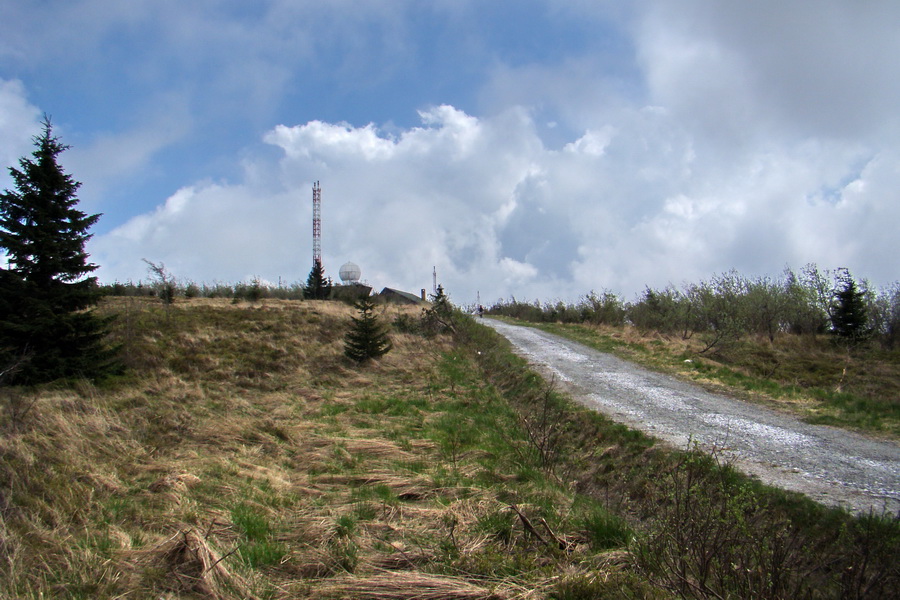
xmin=0 ymin=298 xmax=649 ymax=599
xmin=0 ymin=298 xmax=897 ymax=599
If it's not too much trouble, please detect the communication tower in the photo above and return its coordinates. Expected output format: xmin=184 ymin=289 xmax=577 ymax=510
xmin=312 ymin=181 xmax=322 ymax=265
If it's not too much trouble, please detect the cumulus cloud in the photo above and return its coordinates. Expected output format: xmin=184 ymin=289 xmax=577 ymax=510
xmin=93 ymin=105 xmax=546 ymax=300
xmin=6 ymin=1 xmax=896 ymax=305
xmin=92 ymin=94 xmax=900 ymax=305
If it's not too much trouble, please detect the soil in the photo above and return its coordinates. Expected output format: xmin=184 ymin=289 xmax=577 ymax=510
xmin=481 ymin=318 xmax=900 ymax=515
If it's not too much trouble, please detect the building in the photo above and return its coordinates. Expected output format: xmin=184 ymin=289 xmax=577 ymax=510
xmin=377 ymin=287 xmax=428 ymax=305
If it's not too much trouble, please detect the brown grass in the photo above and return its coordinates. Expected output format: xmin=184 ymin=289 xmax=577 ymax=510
xmin=1 ymin=298 xmax=646 ymax=598
xmin=309 ymin=571 xmax=509 ymax=600
xmin=126 ymin=528 xmax=254 ymax=599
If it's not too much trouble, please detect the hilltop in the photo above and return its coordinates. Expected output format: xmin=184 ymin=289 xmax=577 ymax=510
xmin=0 ymin=297 xmax=897 ymax=599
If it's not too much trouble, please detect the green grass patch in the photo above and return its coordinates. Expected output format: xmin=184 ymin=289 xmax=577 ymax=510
xmin=576 ymin=502 xmax=633 ymax=550
xmin=231 ymin=503 xmax=271 ymax=541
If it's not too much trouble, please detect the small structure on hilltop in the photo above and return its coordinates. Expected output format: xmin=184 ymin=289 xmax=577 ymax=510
xmin=378 ymin=287 xmax=428 ymax=305
xmin=331 ymin=261 xmax=371 ymax=302
xmin=339 ymin=261 xmax=362 ymax=285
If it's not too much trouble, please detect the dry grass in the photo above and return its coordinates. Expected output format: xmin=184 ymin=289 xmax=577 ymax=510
xmin=0 ymin=298 xmax=643 ymax=599
xmin=309 ymin=571 xmax=508 ymax=600
xmin=125 ymin=528 xmax=254 ymax=599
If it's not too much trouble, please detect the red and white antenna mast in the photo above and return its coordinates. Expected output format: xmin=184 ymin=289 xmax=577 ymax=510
xmin=312 ymin=181 xmax=322 ymax=265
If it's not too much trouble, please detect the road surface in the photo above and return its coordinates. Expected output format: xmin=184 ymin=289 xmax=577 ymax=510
xmin=481 ymin=318 xmax=900 ymax=515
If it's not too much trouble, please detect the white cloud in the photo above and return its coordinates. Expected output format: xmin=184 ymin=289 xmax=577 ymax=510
xmin=637 ymin=0 xmax=900 ymax=142
xmin=95 ymin=180 xmax=303 ymax=284
xmin=564 ymin=127 xmax=615 ymax=156
xmin=266 ymin=121 xmax=395 ymax=162
xmin=0 ymin=79 xmax=42 ymax=187
xmin=498 ymin=257 xmax=539 ymax=282
xmin=91 ymin=107 xmax=546 ymax=298
xmin=64 ymin=1 xmax=900 ymax=304
xmin=92 ymin=96 xmax=900 ymax=305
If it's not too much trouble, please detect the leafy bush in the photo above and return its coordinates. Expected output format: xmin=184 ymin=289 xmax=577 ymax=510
xmin=488 ymin=264 xmax=900 ymax=351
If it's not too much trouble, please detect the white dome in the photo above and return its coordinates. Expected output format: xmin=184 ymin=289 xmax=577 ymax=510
xmin=339 ymin=261 xmax=361 ymax=284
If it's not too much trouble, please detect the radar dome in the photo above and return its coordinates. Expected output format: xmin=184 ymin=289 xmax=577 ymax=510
xmin=339 ymin=261 xmax=361 ymax=284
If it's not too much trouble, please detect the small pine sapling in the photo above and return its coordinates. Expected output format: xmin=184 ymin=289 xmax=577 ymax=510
xmin=344 ymin=297 xmax=392 ymax=362
xmin=304 ymin=259 xmax=332 ymax=300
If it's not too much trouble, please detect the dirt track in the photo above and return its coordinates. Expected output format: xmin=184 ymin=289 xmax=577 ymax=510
xmin=481 ymin=318 xmax=900 ymax=515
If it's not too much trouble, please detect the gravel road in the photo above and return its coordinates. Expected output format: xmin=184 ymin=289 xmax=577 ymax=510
xmin=481 ymin=318 xmax=900 ymax=515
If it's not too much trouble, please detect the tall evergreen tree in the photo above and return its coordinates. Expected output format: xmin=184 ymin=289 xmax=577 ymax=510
xmin=0 ymin=117 xmax=112 ymax=383
xmin=304 ymin=259 xmax=332 ymax=300
xmin=344 ymin=297 xmax=392 ymax=362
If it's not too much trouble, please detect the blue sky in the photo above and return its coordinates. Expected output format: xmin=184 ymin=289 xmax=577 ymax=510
xmin=2 ymin=1 xmax=899 ymax=305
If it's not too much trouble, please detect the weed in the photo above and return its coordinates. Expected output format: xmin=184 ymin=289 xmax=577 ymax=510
xmin=238 ymin=539 xmax=287 ymax=569
xmin=328 ymin=538 xmax=359 ymax=573
xmin=231 ymin=503 xmax=271 ymax=541
xmin=476 ymin=509 xmax=516 ymax=544
xmin=354 ymin=501 xmax=379 ymax=521
xmin=334 ymin=514 xmax=357 ymax=538
xmin=579 ymin=505 xmax=632 ymax=550
xmin=433 ymin=413 xmax=478 ymax=468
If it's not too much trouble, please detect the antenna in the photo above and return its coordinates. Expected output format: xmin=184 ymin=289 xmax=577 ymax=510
xmin=312 ymin=181 xmax=321 ymax=266
xmin=432 ymin=266 xmax=437 ymax=296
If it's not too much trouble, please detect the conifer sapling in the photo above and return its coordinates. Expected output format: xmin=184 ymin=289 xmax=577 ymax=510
xmin=344 ymin=297 xmax=392 ymax=362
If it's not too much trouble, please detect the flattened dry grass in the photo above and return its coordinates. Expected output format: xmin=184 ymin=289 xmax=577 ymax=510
xmin=0 ymin=298 xmax=642 ymax=599
xmin=308 ymin=571 xmax=509 ymax=600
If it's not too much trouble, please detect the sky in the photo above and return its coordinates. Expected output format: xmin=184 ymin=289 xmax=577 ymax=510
xmin=1 ymin=0 xmax=898 ymax=307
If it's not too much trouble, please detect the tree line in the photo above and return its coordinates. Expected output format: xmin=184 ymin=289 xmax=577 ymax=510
xmin=488 ymin=266 xmax=900 ymax=351
xmin=101 ymin=257 xmax=334 ymax=302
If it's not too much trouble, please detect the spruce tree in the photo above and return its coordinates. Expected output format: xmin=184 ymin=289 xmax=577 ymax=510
xmin=304 ymin=259 xmax=332 ymax=300
xmin=422 ymin=284 xmax=456 ymax=335
xmin=0 ymin=117 xmax=112 ymax=383
xmin=830 ymin=269 xmax=871 ymax=345
xmin=344 ymin=297 xmax=392 ymax=362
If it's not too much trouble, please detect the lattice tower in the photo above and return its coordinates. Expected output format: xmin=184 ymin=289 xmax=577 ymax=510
xmin=312 ymin=181 xmax=321 ymax=265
